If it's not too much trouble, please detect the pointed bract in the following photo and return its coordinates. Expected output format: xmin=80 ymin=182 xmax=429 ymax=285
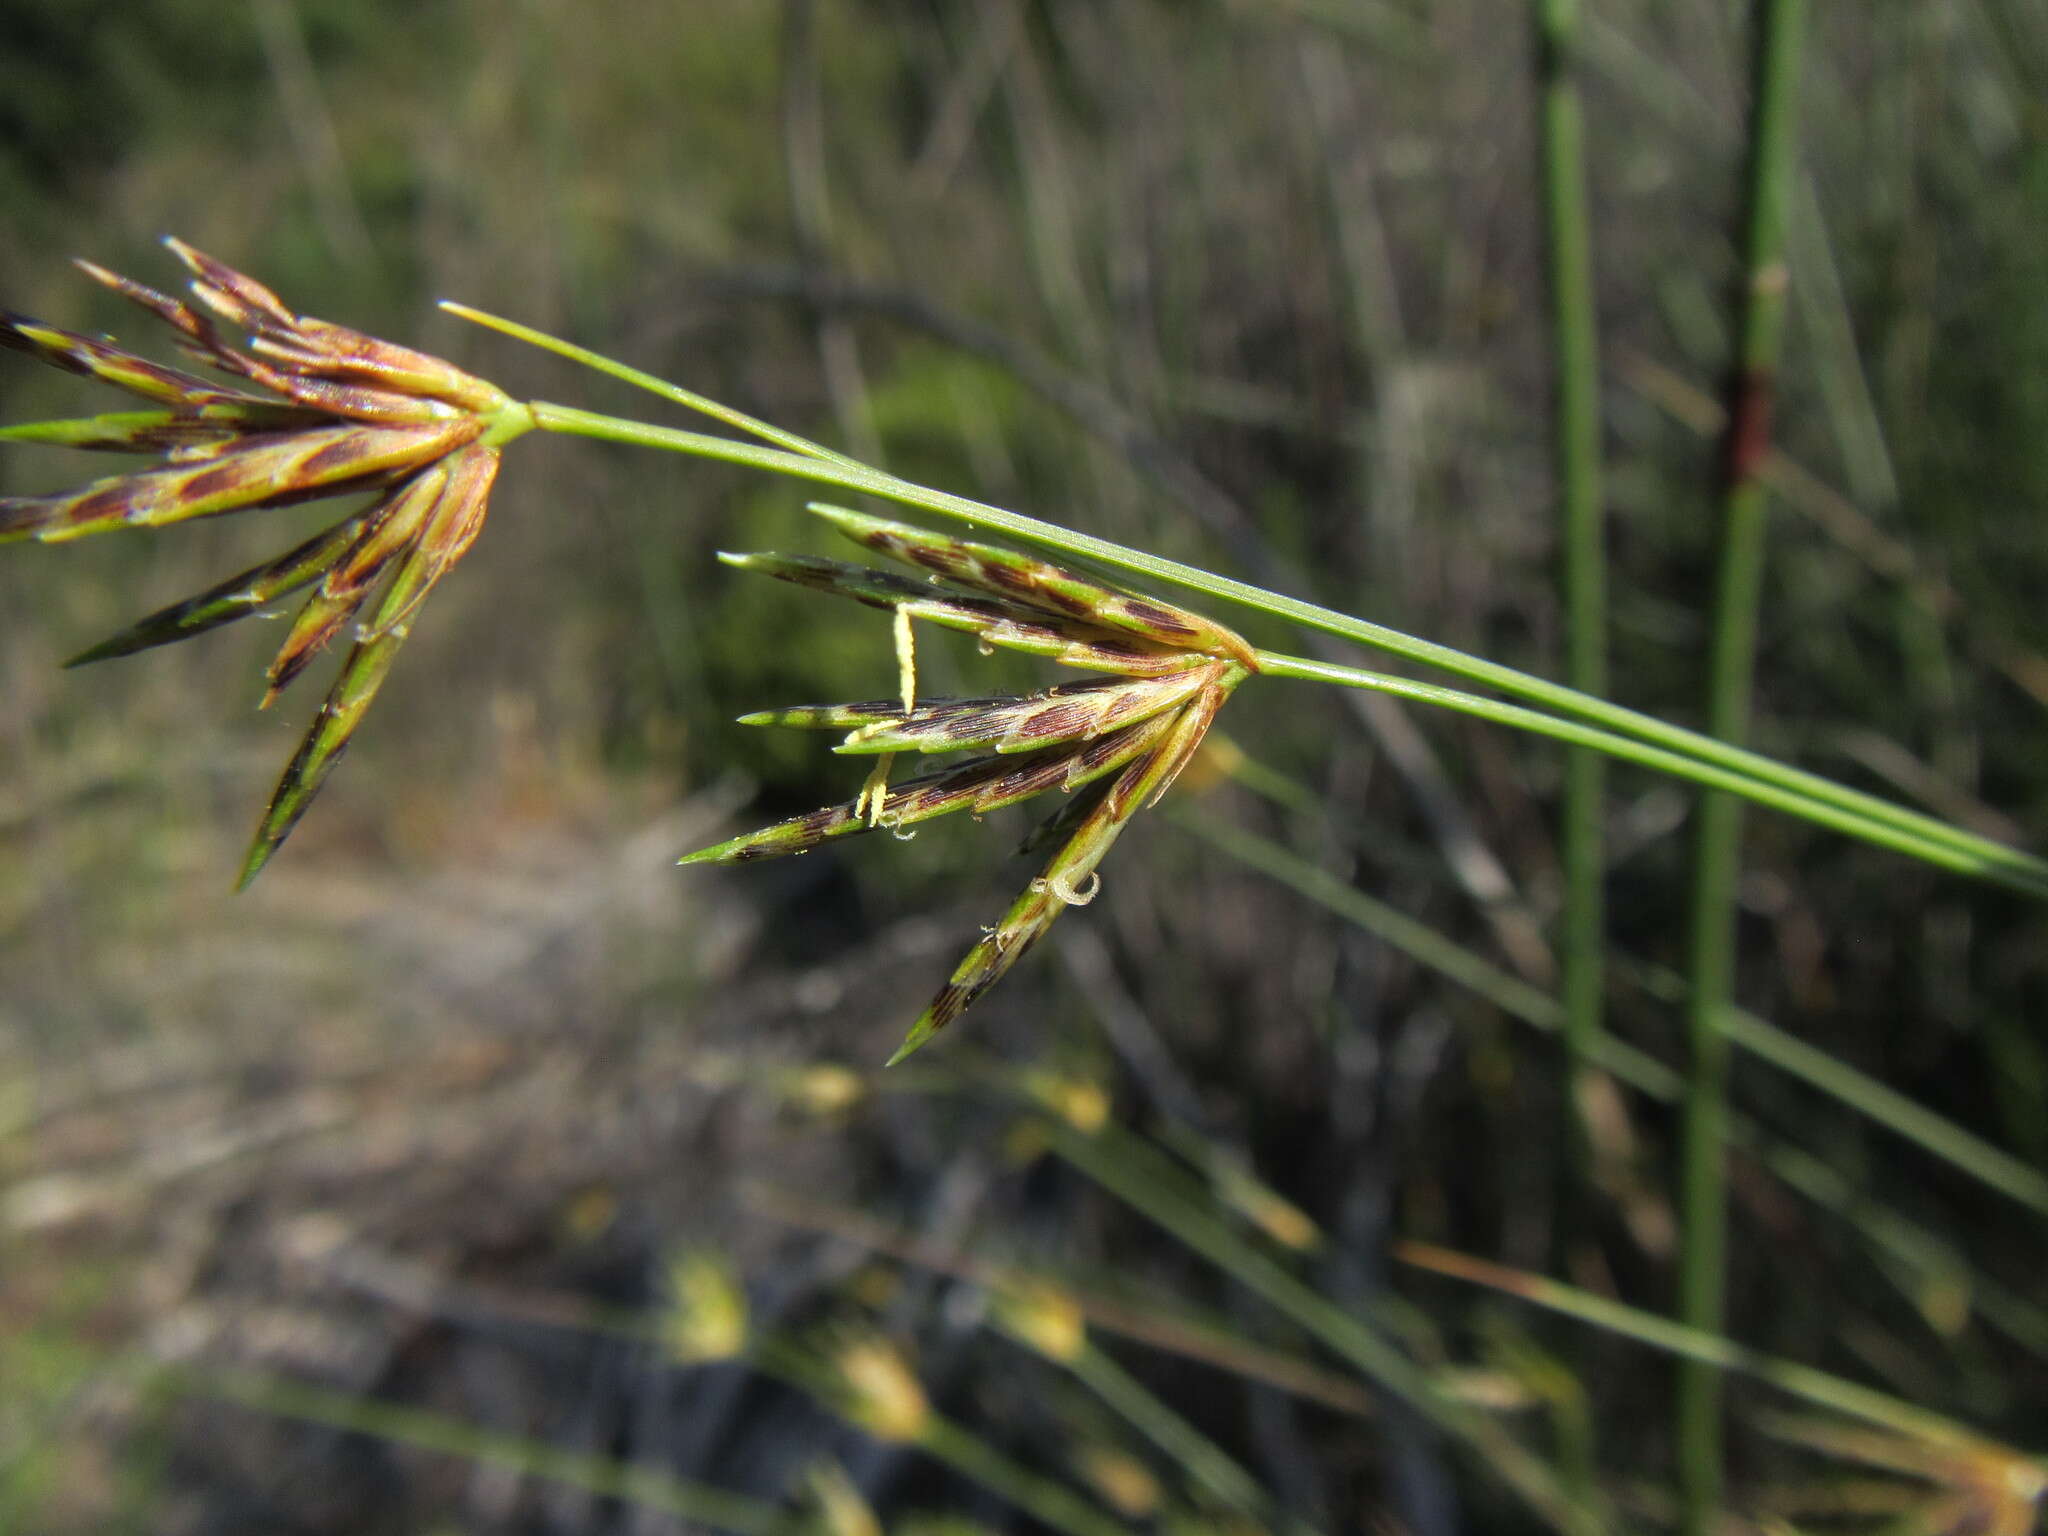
xmin=164 ymin=238 xmax=509 ymax=414
xmin=0 ymin=409 xmax=296 ymax=456
xmin=2 ymin=309 xmax=285 ymax=411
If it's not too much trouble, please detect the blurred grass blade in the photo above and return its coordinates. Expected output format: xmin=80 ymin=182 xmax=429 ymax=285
xmin=1183 ymin=805 xmax=2048 ymax=1352
xmin=191 ymin=1367 xmax=789 ymax=1532
xmin=1393 ymin=1241 xmax=2033 ymax=1463
xmin=749 ymin=1335 xmax=1131 ymax=1536
xmin=1036 ymin=1113 xmax=1592 ymax=1533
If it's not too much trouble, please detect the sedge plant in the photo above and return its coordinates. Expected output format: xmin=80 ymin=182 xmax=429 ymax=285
xmin=2 ymin=238 xmax=2044 ymax=1074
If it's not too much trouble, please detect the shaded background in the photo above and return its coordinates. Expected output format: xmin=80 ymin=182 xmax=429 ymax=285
xmin=4 ymin=1 xmax=2047 ymax=1531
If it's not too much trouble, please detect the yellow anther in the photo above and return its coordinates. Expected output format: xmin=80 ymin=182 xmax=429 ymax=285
xmin=892 ymin=603 xmax=917 ymax=715
xmin=855 ymin=753 xmax=896 ymax=826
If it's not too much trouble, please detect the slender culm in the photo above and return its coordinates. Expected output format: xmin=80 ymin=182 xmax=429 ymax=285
xmin=1677 ymin=4 xmax=1809 ymax=1530
xmin=1534 ymin=0 xmax=1611 ymax=1274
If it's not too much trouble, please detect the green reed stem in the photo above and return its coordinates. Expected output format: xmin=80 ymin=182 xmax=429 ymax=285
xmin=1535 ymin=0 xmax=1610 ymax=1232
xmin=501 ymin=392 xmax=2047 ymax=897
xmin=1249 ymin=653 xmax=2048 ymax=895
xmin=1678 ymin=5 xmax=1807 ymax=1527
xmin=441 ymin=302 xmax=871 ymax=471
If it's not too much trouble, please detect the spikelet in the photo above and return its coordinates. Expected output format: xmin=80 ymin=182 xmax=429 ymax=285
xmin=1 ymin=240 xmax=533 ymax=884
xmin=661 ymin=1248 xmax=749 ymax=1364
xmin=819 ymin=1331 xmax=930 ymax=1443
xmin=990 ymin=1279 xmax=1087 ymax=1363
xmin=684 ymin=508 xmax=1255 ymax=1061
xmin=809 ymin=502 xmax=1259 ymax=670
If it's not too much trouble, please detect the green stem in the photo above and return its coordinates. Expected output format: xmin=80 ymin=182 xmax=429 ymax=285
xmin=1535 ymin=0 xmax=1609 ymax=1240
xmin=1250 ymin=653 xmax=2048 ymax=897
xmin=1679 ymin=4 xmax=1807 ymax=1529
xmin=510 ymin=397 xmax=2047 ymax=897
xmin=441 ymin=302 xmax=869 ymax=470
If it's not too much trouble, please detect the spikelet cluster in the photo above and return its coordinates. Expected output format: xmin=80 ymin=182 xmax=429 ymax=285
xmin=1 ymin=240 xmax=531 ymax=885
xmin=682 ymin=505 xmax=1255 ymax=1061
xmin=818 ymin=1330 xmax=930 ymax=1443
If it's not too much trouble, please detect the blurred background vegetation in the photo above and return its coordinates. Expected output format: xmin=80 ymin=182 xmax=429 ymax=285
xmin=3 ymin=1 xmax=2046 ymax=1531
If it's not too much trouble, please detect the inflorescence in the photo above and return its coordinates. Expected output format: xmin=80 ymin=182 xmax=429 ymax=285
xmin=683 ymin=505 xmax=1254 ymax=1061
xmin=2 ymin=241 xmax=1253 ymax=1058
xmin=1 ymin=240 xmax=533 ymax=885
